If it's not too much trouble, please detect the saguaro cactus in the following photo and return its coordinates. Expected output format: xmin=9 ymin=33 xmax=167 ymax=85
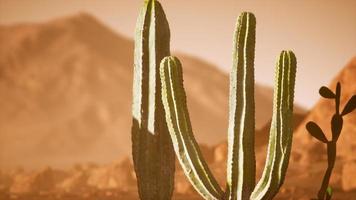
xmin=131 ymin=0 xmax=175 ymax=199
xmin=160 ymin=12 xmax=297 ymax=200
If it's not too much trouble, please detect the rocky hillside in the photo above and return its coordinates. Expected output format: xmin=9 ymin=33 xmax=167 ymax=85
xmin=1 ymin=135 xmax=356 ymax=200
xmin=0 ymin=13 xmax=306 ymax=170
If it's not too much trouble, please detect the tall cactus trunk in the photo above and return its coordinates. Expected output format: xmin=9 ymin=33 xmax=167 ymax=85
xmin=131 ymin=0 xmax=175 ymax=199
xmin=226 ymin=12 xmax=256 ymax=200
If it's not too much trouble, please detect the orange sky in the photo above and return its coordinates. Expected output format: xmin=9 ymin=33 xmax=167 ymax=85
xmin=0 ymin=0 xmax=355 ymax=108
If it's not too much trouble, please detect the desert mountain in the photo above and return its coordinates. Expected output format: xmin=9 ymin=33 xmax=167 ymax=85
xmin=0 ymin=13 xmax=304 ymax=170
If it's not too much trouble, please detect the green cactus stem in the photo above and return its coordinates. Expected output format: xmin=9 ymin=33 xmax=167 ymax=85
xmin=160 ymin=56 xmax=224 ymax=200
xmin=226 ymin=12 xmax=256 ymax=200
xmin=250 ymin=51 xmax=297 ymax=200
xmin=131 ymin=0 xmax=175 ymax=199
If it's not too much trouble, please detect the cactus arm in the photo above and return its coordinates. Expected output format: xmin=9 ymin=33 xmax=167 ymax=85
xmin=160 ymin=56 xmax=224 ymax=200
xmin=226 ymin=12 xmax=256 ymax=200
xmin=132 ymin=0 xmax=175 ymax=199
xmin=250 ymin=51 xmax=297 ymax=200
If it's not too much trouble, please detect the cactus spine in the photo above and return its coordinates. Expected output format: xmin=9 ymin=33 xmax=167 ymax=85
xmin=160 ymin=12 xmax=297 ymax=200
xmin=132 ymin=0 xmax=175 ymax=199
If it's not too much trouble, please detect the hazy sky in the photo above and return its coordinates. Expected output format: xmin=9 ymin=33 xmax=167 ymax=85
xmin=0 ymin=0 xmax=355 ymax=108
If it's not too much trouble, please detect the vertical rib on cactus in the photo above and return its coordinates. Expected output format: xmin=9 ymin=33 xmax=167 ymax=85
xmin=160 ymin=56 xmax=224 ymax=200
xmin=250 ymin=51 xmax=297 ymax=200
xmin=226 ymin=12 xmax=256 ymax=200
xmin=132 ymin=0 xmax=175 ymax=199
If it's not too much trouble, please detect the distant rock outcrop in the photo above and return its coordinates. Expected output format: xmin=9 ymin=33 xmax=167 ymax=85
xmin=9 ymin=167 xmax=67 ymax=194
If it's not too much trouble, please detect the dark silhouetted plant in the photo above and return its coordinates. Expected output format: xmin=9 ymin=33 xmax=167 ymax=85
xmin=160 ymin=12 xmax=297 ymax=200
xmin=131 ymin=0 xmax=175 ymax=199
xmin=306 ymin=82 xmax=356 ymax=200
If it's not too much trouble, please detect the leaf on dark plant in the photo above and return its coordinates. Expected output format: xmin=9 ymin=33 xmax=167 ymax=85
xmin=341 ymin=95 xmax=356 ymax=116
xmin=319 ymin=86 xmax=335 ymax=99
xmin=326 ymin=186 xmax=333 ymax=200
xmin=331 ymin=114 xmax=343 ymax=141
xmin=306 ymin=122 xmax=328 ymax=143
